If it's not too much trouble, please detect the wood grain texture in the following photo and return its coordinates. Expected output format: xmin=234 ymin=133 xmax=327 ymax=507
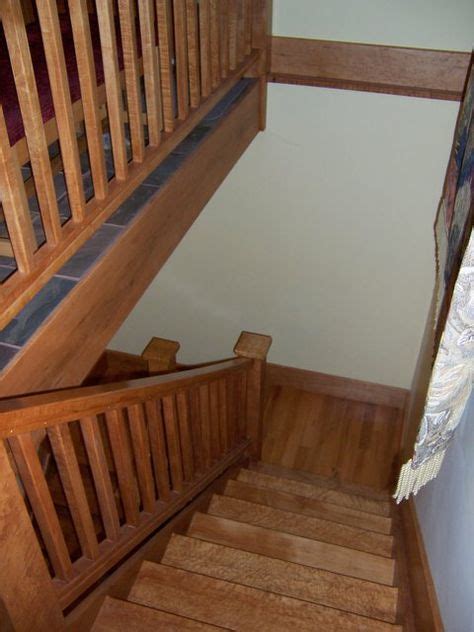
xmin=186 ymin=0 xmax=201 ymax=108
xmin=207 ymin=494 xmax=394 ymax=557
xmin=267 ymin=363 xmax=408 ymax=409
xmin=0 ymin=82 xmax=260 ymax=395
xmin=163 ymin=534 xmax=399 ymax=623
xmin=270 ymin=36 xmax=471 ymax=101
xmin=157 ymin=0 xmax=176 ymax=132
xmin=223 ymin=479 xmax=393 ymax=534
xmin=237 ymin=468 xmax=391 ymax=516
xmin=262 ymin=386 xmax=403 ymax=491
xmin=188 ymin=512 xmax=396 ymax=585
xmin=138 ymin=0 xmax=162 ymax=147
xmin=91 ymin=596 xmax=225 ymax=631
xmin=129 ymin=561 xmax=401 ymax=631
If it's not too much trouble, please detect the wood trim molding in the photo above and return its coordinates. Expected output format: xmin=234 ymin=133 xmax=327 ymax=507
xmin=267 ymin=363 xmax=408 ymax=410
xmin=270 ymin=36 xmax=471 ymax=101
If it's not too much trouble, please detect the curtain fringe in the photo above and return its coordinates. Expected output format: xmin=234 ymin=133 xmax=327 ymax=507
xmin=393 ymin=451 xmax=446 ymax=503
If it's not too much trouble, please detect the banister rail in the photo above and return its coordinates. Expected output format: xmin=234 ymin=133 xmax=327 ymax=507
xmin=0 ymin=331 xmax=272 ymax=630
xmin=0 ymin=0 xmax=271 ymax=330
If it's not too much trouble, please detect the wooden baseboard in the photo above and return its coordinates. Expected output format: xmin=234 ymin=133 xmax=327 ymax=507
xmin=270 ymin=36 xmax=471 ymax=101
xmin=397 ymin=499 xmax=444 ymax=631
xmin=267 ymin=363 xmax=408 ymax=410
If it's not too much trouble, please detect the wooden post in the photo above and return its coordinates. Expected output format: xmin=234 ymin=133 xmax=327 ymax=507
xmin=0 ymin=442 xmax=65 ymax=631
xmin=141 ymin=337 xmax=181 ymax=373
xmin=233 ymin=331 xmax=272 ymax=459
xmin=249 ymin=0 xmax=273 ymax=130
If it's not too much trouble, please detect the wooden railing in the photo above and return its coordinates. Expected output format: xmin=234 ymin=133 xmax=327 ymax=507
xmin=0 ymin=330 xmax=271 ymax=630
xmin=0 ymin=0 xmax=271 ymax=329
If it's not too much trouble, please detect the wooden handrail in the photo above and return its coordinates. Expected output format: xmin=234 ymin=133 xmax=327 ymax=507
xmin=0 ymin=358 xmax=250 ymax=436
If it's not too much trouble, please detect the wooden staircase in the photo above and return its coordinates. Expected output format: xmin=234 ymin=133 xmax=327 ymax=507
xmin=92 ymin=462 xmax=406 ymax=631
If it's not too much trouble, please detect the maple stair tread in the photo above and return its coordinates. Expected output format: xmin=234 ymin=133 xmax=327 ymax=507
xmin=91 ymin=596 xmax=226 ymax=631
xmin=224 ymin=478 xmax=393 ymax=534
xmin=250 ymin=461 xmax=392 ymax=502
xmin=187 ymin=512 xmax=396 ymax=585
xmin=128 ymin=561 xmax=402 ymax=631
xmin=237 ymin=468 xmax=391 ymax=516
xmin=162 ymin=533 xmax=400 ymax=623
xmin=207 ymin=494 xmax=394 ymax=557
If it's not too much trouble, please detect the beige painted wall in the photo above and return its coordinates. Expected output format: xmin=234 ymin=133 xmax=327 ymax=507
xmin=112 ymin=1 xmax=471 ymax=388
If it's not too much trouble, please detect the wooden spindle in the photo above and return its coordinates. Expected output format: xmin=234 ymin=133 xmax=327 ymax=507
xmin=96 ymin=0 xmax=129 ymax=180
xmin=156 ymin=0 xmax=176 ymax=132
xmin=2 ymin=0 xmax=62 ymax=243
xmin=8 ymin=434 xmax=73 ymax=580
xmin=251 ymin=0 xmax=273 ymax=130
xmin=138 ymin=0 xmax=163 ymax=146
xmin=209 ymin=380 xmax=221 ymax=460
xmin=233 ymin=331 xmax=272 ymax=458
xmin=105 ymin=409 xmax=140 ymax=526
xmin=0 ymin=107 xmax=37 ymax=274
xmin=244 ymin=0 xmax=252 ymax=55
xmin=218 ymin=377 xmax=229 ymax=452
xmin=80 ymin=415 xmax=120 ymax=541
xmin=219 ymin=0 xmax=230 ymax=78
xmin=176 ymin=390 xmax=194 ymax=481
xmin=237 ymin=371 xmax=247 ymax=439
xmin=185 ymin=0 xmax=201 ymax=108
xmin=35 ymin=0 xmax=86 ymax=222
xmin=162 ymin=395 xmax=184 ymax=492
xmin=173 ymin=0 xmax=190 ymax=120
xmin=48 ymin=423 xmax=100 ymax=560
xmin=127 ymin=404 xmax=156 ymax=513
xmin=225 ymin=374 xmax=238 ymax=447
xmin=236 ymin=0 xmax=245 ymax=63
xmin=209 ymin=0 xmax=221 ymax=89
xmin=0 ymin=442 xmax=64 ymax=631
xmin=198 ymin=0 xmax=212 ymax=97
xmin=189 ymin=387 xmax=204 ymax=473
xmin=198 ymin=383 xmax=212 ymax=468
xmin=118 ymin=0 xmax=146 ymax=162
xmin=145 ymin=399 xmax=171 ymax=501
xmin=228 ymin=0 xmax=238 ymax=70
xmin=69 ymin=0 xmax=108 ymax=199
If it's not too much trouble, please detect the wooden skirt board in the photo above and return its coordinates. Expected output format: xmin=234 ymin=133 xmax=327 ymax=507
xmin=262 ymin=385 xmax=404 ymax=491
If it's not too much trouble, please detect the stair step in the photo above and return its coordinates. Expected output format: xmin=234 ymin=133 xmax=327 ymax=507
xmin=237 ymin=469 xmax=391 ymax=516
xmin=162 ymin=534 xmax=400 ymax=623
xmin=251 ymin=461 xmax=392 ymax=501
xmin=91 ymin=596 xmax=225 ymax=631
xmin=187 ymin=512 xmax=396 ymax=585
xmin=207 ymin=494 xmax=394 ymax=557
xmin=224 ymin=479 xmax=392 ymax=534
xmin=129 ymin=561 xmax=402 ymax=631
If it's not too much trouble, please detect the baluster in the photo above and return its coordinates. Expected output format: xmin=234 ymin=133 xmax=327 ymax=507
xmin=209 ymin=0 xmax=221 ymax=89
xmin=199 ymin=0 xmax=212 ymax=97
xmin=2 ymin=0 xmax=62 ymax=243
xmin=105 ymin=409 xmax=140 ymax=526
xmin=218 ymin=377 xmax=229 ymax=452
xmin=237 ymin=371 xmax=248 ymax=439
xmin=209 ymin=380 xmax=221 ymax=460
xmin=80 ymin=415 xmax=120 ymax=541
xmin=127 ymin=404 xmax=156 ymax=513
xmin=225 ymin=374 xmax=238 ymax=447
xmin=48 ymin=423 xmax=100 ymax=560
xmin=228 ymin=0 xmax=238 ymax=71
xmin=236 ymin=0 xmax=245 ymax=63
xmin=69 ymin=0 xmax=108 ymax=199
xmin=96 ymin=0 xmax=128 ymax=180
xmin=173 ymin=0 xmax=190 ymax=120
xmin=244 ymin=0 xmax=252 ymax=55
xmin=8 ymin=434 xmax=73 ymax=580
xmin=162 ymin=395 xmax=184 ymax=491
xmin=118 ymin=0 xmax=146 ymax=162
xmin=219 ymin=0 xmax=230 ymax=78
xmin=35 ymin=0 xmax=86 ymax=222
xmin=156 ymin=0 xmax=176 ymax=132
xmin=198 ymin=383 xmax=212 ymax=468
xmin=189 ymin=387 xmax=204 ymax=473
xmin=145 ymin=399 xmax=171 ymax=501
xmin=176 ymin=390 xmax=195 ymax=481
xmin=0 ymin=107 xmax=36 ymax=274
xmin=138 ymin=0 xmax=163 ymax=146
xmin=185 ymin=0 xmax=201 ymax=108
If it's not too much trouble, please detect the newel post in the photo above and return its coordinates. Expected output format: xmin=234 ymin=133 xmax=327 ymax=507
xmin=0 ymin=442 xmax=64 ymax=631
xmin=141 ymin=336 xmax=181 ymax=373
xmin=234 ymin=331 xmax=272 ymax=459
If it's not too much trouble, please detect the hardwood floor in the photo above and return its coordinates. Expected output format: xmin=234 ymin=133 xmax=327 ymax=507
xmin=262 ymin=386 xmax=403 ymax=491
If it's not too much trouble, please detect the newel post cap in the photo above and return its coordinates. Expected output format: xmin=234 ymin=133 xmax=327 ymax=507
xmin=233 ymin=331 xmax=272 ymax=360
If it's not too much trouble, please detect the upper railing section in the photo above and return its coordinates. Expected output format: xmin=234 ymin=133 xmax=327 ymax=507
xmin=0 ymin=0 xmax=270 ymax=329
xmin=0 ymin=330 xmax=272 ymax=630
